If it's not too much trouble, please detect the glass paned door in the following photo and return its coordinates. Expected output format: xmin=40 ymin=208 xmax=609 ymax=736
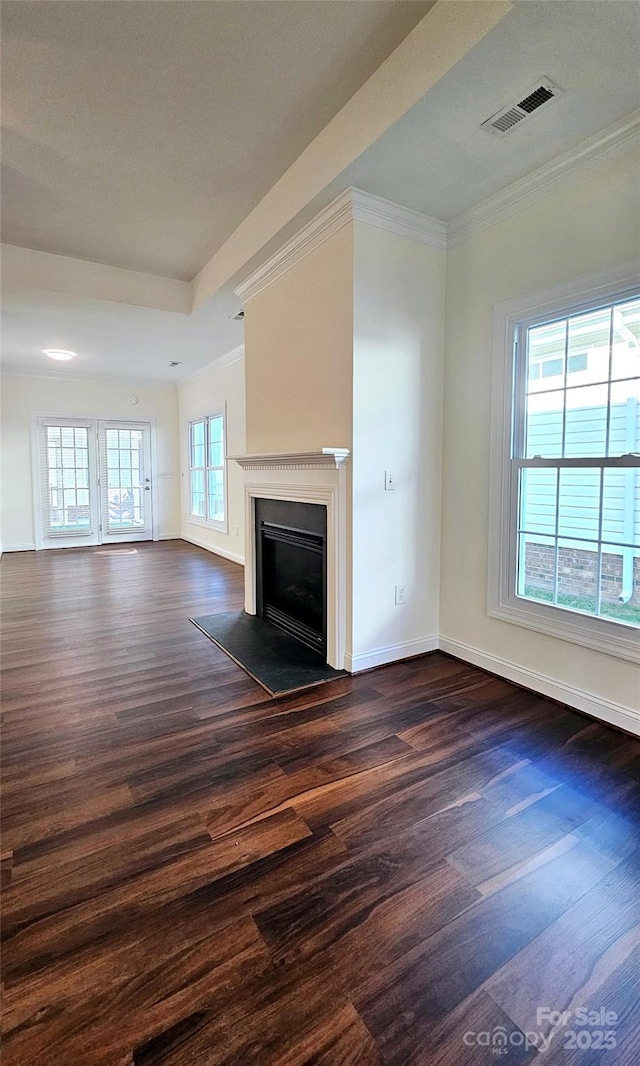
xmin=37 ymin=418 xmax=154 ymax=548
xmin=99 ymin=421 xmax=153 ymax=542
xmin=39 ymin=420 xmax=100 ymax=548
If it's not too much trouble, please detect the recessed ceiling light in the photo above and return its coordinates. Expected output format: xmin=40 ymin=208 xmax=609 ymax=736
xmin=43 ymin=348 xmax=77 ymax=361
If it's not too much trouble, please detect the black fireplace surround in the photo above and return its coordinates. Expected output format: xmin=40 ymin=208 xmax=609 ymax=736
xmin=255 ymin=498 xmax=327 ymax=657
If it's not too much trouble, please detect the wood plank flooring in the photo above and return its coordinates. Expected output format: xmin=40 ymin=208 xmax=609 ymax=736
xmin=1 ymin=540 xmax=639 ymax=1065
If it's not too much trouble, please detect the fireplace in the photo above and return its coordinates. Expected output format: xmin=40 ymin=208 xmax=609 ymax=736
xmin=255 ymin=498 xmax=326 ymax=656
xmin=233 ymin=448 xmax=350 ymax=669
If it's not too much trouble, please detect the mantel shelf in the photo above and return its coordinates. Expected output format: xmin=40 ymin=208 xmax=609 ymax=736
xmin=231 ymin=448 xmax=350 ymax=471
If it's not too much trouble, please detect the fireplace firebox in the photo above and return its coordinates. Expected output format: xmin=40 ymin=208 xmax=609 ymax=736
xmin=255 ymin=498 xmax=327 ymax=657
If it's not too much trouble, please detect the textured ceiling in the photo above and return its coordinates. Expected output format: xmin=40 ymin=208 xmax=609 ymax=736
xmin=2 ymin=0 xmax=639 ymax=383
xmin=332 ymin=0 xmax=640 ymax=222
xmin=1 ymin=0 xmax=432 ymax=279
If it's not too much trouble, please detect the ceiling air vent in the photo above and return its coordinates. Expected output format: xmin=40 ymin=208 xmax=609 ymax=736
xmin=481 ymin=77 xmax=562 ymax=136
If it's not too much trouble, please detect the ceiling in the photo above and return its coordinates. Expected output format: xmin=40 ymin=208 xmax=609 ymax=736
xmin=0 ymin=0 xmax=431 ymax=279
xmin=1 ymin=0 xmax=639 ymax=383
xmin=329 ymin=0 xmax=640 ymax=222
xmin=1 ymin=286 xmax=243 ymax=382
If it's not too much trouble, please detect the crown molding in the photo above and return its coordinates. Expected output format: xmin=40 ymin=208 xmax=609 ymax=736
xmin=234 ymin=190 xmax=354 ymax=304
xmin=4 ymin=106 xmax=636 ymax=333
xmin=0 ymin=365 xmax=173 ymax=388
xmin=235 ymin=108 xmax=638 ymax=305
xmin=235 ymin=187 xmax=446 ymax=304
xmin=350 ymin=188 xmax=447 ymax=249
xmin=177 ymin=344 xmax=245 ymax=388
xmin=447 ymin=109 xmax=640 ymax=248
xmin=1 ymin=346 xmax=245 ymax=390
xmin=232 ymin=448 xmax=350 ymax=471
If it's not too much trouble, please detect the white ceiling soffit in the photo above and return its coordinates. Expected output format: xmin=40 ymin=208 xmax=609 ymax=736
xmin=1 ymin=244 xmax=191 ymax=314
xmin=1 ymin=0 xmax=436 ymax=281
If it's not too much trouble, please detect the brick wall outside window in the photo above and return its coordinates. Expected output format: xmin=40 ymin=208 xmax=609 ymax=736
xmin=525 ymin=544 xmax=640 ymax=605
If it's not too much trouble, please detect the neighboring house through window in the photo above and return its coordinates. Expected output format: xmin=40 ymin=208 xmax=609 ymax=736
xmin=189 ymin=411 xmax=227 ymax=529
xmin=489 ymin=266 xmax=640 ymax=663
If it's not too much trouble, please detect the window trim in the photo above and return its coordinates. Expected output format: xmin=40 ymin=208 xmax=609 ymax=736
xmin=488 ymin=261 xmax=640 ymax=664
xmin=188 ymin=407 xmax=228 ymax=533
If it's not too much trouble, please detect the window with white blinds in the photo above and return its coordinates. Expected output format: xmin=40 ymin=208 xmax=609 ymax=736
xmin=39 ymin=419 xmax=95 ymax=537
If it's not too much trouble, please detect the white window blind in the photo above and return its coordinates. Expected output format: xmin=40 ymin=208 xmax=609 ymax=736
xmin=207 ymin=414 xmax=225 ymax=523
xmin=99 ymin=423 xmax=149 ymax=535
xmin=39 ymin=419 xmax=95 ymax=538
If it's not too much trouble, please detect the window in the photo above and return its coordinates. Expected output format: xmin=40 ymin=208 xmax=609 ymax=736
xmin=567 ymin=352 xmax=588 ymax=374
xmin=207 ymin=414 xmax=225 ymax=522
xmin=541 ymin=356 xmax=564 ymax=378
xmin=529 ymin=351 xmax=588 ymax=381
xmin=189 ymin=412 xmax=226 ymax=528
xmin=489 ymin=267 xmax=640 ymax=663
xmin=43 ymin=423 xmax=91 ymax=532
xmin=34 ymin=416 xmax=154 ymax=549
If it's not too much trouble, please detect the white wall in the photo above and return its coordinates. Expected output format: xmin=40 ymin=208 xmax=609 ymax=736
xmin=349 ymin=222 xmax=445 ymax=668
xmin=0 ymin=372 xmax=180 ymax=550
xmin=441 ymin=145 xmax=640 ymax=729
xmin=178 ymin=352 xmax=246 ymax=564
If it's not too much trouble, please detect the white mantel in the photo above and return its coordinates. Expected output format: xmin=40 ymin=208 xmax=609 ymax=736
xmin=236 ymin=448 xmax=350 ymax=670
xmin=232 ymin=448 xmax=350 ymax=470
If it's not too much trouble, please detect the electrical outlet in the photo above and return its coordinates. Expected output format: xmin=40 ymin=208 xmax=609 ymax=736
xmin=395 ymin=584 xmax=407 ymax=605
xmin=385 ymin=470 xmax=395 ymax=491
xmin=234 ymin=524 xmax=240 ymax=536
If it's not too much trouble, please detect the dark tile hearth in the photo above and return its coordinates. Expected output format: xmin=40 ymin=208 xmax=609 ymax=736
xmin=190 ymin=610 xmax=348 ymax=695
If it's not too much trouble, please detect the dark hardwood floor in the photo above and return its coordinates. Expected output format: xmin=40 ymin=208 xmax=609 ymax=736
xmin=1 ymin=540 xmax=639 ymax=1065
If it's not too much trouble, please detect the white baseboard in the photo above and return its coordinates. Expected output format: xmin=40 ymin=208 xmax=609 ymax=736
xmin=2 ymin=543 xmax=36 ymax=553
xmin=345 ymin=635 xmax=439 ymax=673
xmin=439 ymin=635 xmax=640 ymax=737
xmin=158 ymin=533 xmax=182 ymax=541
xmin=180 ymin=533 xmax=244 ymax=567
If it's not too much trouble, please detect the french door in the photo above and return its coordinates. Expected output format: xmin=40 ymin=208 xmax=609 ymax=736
xmin=36 ymin=418 xmax=154 ymax=548
xmin=98 ymin=422 xmax=153 ymax=543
